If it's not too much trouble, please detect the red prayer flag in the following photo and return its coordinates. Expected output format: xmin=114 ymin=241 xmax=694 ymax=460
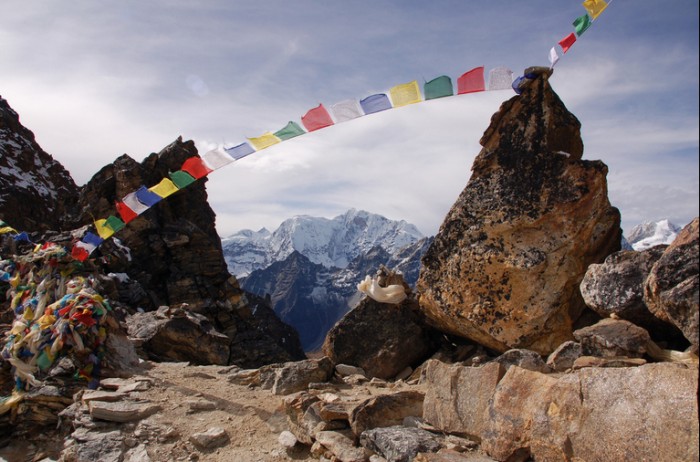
xmin=457 ymin=66 xmax=485 ymax=94
xmin=71 ymin=245 xmax=90 ymax=262
xmin=181 ymin=157 xmax=213 ymax=179
xmin=301 ymin=104 xmax=334 ymax=132
xmin=558 ymin=33 xmax=577 ymax=53
xmin=116 ymin=201 xmax=138 ymax=224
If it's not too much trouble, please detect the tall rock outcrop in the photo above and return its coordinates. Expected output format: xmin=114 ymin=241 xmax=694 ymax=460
xmin=0 ymin=96 xmax=79 ymax=231
xmin=72 ymin=138 xmax=305 ymax=365
xmin=416 ymin=68 xmax=621 ymax=355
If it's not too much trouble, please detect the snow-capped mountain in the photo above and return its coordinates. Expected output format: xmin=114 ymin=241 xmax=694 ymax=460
xmin=625 ymin=219 xmax=681 ymax=251
xmin=222 ymin=209 xmax=424 ymax=277
xmin=222 ymin=209 xmax=430 ymax=351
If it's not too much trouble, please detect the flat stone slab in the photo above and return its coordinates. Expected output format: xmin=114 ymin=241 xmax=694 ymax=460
xmin=89 ymin=400 xmax=162 ymax=423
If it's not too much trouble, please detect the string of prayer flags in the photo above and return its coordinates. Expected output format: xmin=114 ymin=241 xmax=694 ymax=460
xmin=301 ymin=104 xmax=334 ymax=132
xmin=274 ymin=121 xmax=306 ymax=140
xmin=181 ymin=156 xmax=212 ymax=179
xmin=424 ymin=75 xmax=453 ymax=100
xmin=559 ymin=33 xmax=577 ymax=53
xmin=360 ymin=93 xmax=392 ymax=115
xmin=224 ymin=142 xmax=255 ymax=161
xmin=457 ymin=66 xmax=486 ymax=95
xmin=487 ymin=67 xmax=514 ymax=90
xmin=330 ymin=100 xmax=364 ymax=123
xmin=248 ymin=132 xmax=281 ymax=151
xmin=148 ymin=178 xmax=179 ymax=199
xmin=582 ymin=0 xmax=608 ymax=20
xmin=573 ymin=13 xmax=592 ymax=36
xmin=389 ymin=81 xmax=421 ymax=107
xmin=202 ymin=149 xmax=235 ymax=170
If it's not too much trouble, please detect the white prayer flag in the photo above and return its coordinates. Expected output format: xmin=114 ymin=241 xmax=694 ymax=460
xmin=330 ymin=99 xmax=364 ymax=123
xmin=202 ymin=148 xmax=235 ymax=170
xmin=549 ymin=46 xmax=560 ymax=68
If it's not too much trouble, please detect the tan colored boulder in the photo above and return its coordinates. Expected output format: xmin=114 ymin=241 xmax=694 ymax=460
xmin=417 ymin=70 xmax=620 ymax=355
xmin=480 ymin=363 xmax=699 ymax=462
xmin=349 ymin=390 xmax=425 ymax=437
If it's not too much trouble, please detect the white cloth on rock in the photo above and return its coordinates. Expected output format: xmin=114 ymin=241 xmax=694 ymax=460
xmin=357 ymin=275 xmax=407 ymax=304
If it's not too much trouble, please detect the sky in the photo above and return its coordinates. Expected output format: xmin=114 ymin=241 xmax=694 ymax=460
xmin=1 ymin=0 xmax=698 ymax=238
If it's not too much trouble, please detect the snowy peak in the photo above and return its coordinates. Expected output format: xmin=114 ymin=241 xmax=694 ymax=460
xmin=222 ymin=209 xmax=424 ymax=277
xmin=626 ymin=219 xmax=681 ymax=251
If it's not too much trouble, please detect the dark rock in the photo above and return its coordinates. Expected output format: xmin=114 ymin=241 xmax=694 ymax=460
xmin=126 ymin=306 xmax=230 ymax=365
xmin=644 ymin=217 xmax=699 ymax=349
xmin=417 ymin=70 xmax=621 ymax=355
xmin=360 ymin=426 xmax=442 ymax=462
xmin=323 ymin=272 xmax=438 ymax=380
xmin=573 ymin=318 xmax=650 ymax=358
xmin=0 ymin=96 xmax=79 ymax=232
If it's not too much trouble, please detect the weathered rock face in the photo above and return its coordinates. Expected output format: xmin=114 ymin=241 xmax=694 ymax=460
xmin=74 ymin=138 xmax=230 ymax=312
xmin=72 ymin=138 xmax=305 ymax=366
xmin=323 ymin=272 xmax=438 ymax=379
xmin=0 ymin=96 xmax=79 ymax=232
xmin=481 ymin=363 xmax=699 ymax=462
xmin=417 ymin=69 xmax=621 ymax=355
xmin=644 ymin=217 xmax=699 ymax=349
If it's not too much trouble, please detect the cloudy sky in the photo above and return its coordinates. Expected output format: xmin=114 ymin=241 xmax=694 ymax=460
xmin=2 ymin=0 xmax=698 ymax=238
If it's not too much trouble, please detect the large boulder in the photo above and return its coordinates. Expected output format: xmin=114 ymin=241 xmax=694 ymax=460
xmin=644 ymin=217 xmax=699 ymax=349
xmin=126 ymin=306 xmax=230 ymax=365
xmin=480 ymin=363 xmax=699 ymax=462
xmin=417 ymin=68 xmax=621 ymax=355
xmin=323 ymin=273 xmax=437 ymax=379
xmin=580 ymin=246 xmax=683 ymax=340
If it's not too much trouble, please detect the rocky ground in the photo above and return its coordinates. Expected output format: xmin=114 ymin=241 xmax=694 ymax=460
xmin=2 ymin=360 xmax=310 ymax=462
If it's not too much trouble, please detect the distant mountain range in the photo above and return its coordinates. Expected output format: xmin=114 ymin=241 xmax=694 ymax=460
xmin=222 ymin=212 xmax=686 ymax=351
xmin=221 ymin=209 xmax=429 ymax=351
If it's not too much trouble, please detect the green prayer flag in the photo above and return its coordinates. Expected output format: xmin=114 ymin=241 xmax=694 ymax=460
xmin=274 ymin=121 xmax=306 ymax=141
xmin=424 ymin=75 xmax=453 ymax=100
xmin=573 ymin=14 xmax=592 ymax=36
xmin=169 ymin=170 xmax=196 ymax=189
xmin=104 ymin=215 xmax=125 ymax=233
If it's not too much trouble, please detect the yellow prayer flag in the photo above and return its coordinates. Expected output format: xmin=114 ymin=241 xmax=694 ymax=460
xmin=94 ymin=219 xmax=115 ymax=240
xmin=582 ymin=0 xmax=608 ymax=20
xmin=389 ymin=81 xmax=422 ymax=107
xmin=148 ymin=178 xmax=179 ymax=198
xmin=0 ymin=226 xmax=17 ymax=235
xmin=247 ymin=132 xmax=281 ymax=151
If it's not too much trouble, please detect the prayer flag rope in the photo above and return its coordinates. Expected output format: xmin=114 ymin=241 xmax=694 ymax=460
xmin=0 ymin=1 xmax=612 ymax=263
